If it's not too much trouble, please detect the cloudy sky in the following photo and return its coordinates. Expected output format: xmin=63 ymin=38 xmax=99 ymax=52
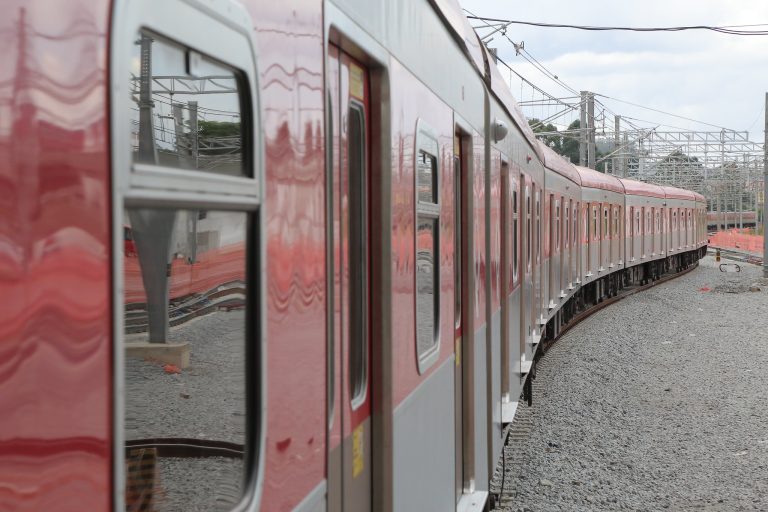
xmin=458 ymin=0 xmax=768 ymax=142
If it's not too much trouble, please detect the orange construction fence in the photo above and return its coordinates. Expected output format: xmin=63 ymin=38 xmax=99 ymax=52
xmin=708 ymin=229 xmax=764 ymax=255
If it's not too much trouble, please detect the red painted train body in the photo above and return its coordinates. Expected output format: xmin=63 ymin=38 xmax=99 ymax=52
xmin=0 ymin=0 xmax=707 ymax=511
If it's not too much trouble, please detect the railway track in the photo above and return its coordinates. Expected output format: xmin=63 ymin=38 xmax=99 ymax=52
xmin=492 ymin=260 xmax=702 ymax=509
xmin=542 ymin=261 xmax=701 ymax=353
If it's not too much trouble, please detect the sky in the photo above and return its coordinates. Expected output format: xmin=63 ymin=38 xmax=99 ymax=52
xmin=458 ymin=0 xmax=768 ymax=142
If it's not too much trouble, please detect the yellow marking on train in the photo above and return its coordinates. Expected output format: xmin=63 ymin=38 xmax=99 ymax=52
xmin=349 ymin=63 xmax=364 ymax=101
xmin=352 ymin=424 xmax=364 ymax=478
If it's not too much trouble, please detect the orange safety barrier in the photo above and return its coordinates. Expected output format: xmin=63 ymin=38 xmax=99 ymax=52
xmin=708 ymin=229 xmax=764 ymax=255
xmin=124 ymin=242 xmax=246 ymax=304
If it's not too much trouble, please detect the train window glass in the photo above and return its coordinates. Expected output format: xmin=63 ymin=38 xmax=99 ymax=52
xmin=513 ymin=184 xmax=518 ymax=280
xmin=415 ymin=121 xmax=440 ymax=372
xmin=572 ymin=204 xmax=577 ymax=245
xmin=535 ymin=191 xmax=541 ymax=263
xmin=417 ymin=151 xmax=438 ymax=204
xmin=130 ymin=32 xmax=247 ymax=177
xmin=603 ymin=207 xmax=609 ymax=239
xmin=526 ymin=189 xmax=531 ymax=270
xmin=565 ymin=201 xmax=570 ymax=249
xmin=613 ymin=207 xmax=618 ymax=236
xmin=454 ymin=151 xmax=461 ymax=330
xmin=556 ymin=199 xmax=560 ymax=250
xmin=416 ymin=217 xmax=439 ymax=364
xmin=123 ymin=208 xmax=249 ymax=511
xmin=348 ymin=105 xmax=368 ymax=405
xmin=636 ymin=210 xmax=640 ymax=235
xmin=592 ymin=206 xmax=598 ymax=241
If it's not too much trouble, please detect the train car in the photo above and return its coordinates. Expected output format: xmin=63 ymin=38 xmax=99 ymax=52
xmin=538 ymin=142 xmax=581 ymax=334
xmin=1 ymin=0 xmax=709 ymax=511
xmin=575 ymin=166 xmax=625 ymax=299
xmin=622 ymin=179 xmax=667 ymax=281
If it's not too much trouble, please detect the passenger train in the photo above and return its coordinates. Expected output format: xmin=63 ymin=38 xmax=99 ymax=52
xmin=0 ymin=0 xmax=707 ymax=510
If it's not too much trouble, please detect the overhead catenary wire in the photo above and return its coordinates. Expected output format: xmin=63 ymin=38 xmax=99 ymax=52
xmin=465 ymin=16 xmax=768 ymax=36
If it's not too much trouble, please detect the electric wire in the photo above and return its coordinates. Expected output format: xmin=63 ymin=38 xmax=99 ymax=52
xmin=465 ymin=16 xmax=768 ymax=36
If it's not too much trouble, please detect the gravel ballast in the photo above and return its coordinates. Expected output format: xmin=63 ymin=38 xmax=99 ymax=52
xmin=492 ymin=255 xmax=768 ymax=511
xmin=125 ymin=309 xmax=247 ymax=508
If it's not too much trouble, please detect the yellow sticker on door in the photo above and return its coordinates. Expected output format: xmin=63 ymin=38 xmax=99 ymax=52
xmin=349 ymin=63 xmax=364 ymax=101
xmin=352 ymin=424 xmax=364 ymax=478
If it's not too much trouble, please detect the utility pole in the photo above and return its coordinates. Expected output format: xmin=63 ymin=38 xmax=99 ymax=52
xmin=588 ymin=92 xmax=596 ymax=170
xmin=579 ymin=91 xmax=587 ymax=167
xmin=622 ymin=133 xmax=628 ymax=177
xmin=763 ymin=92 xmax=767 ymax=277
xmin=613 ymin=115 xmax=620 ymax=176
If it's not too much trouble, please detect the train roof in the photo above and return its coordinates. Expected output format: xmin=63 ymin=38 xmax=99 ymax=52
xmin=431 ymin=0 xmax=486 ymax=75
xmin=661 ymin=185 xmax=696 ymax=201
xmin=693 ymin=191 xmax=706 ymax=202
xmin=538 ymin=141 xmax=581 ymax=185
xmin=620 ymin=178 xmax=667 ymax=198
xmin=575 ymin=166 xmax=624 ymax=193
xmin=431 ymin=1 xmax=545 ymax=161
xmin=483 ymin=45 xmax=544 ymax=161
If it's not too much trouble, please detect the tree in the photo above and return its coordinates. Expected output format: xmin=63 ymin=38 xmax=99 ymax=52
xmin=528 ymin=118 xmax=562 ymax=153
xmin=560 ymin=120 xmax=580 ymax=165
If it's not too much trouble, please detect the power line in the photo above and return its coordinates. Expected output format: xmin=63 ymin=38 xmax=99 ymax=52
xmin=595 ymin=93 xmax=729 ymax=130
xmin=464 ymin=16 xmax=768 ymax=36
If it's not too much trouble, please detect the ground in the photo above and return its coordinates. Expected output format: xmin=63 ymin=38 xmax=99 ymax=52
xmin=492 ymin=255 xmax=768 ymax=512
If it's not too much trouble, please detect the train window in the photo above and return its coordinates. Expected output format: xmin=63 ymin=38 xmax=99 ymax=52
xmin=673 ymin=210 xmax=677 ymax=230
xmin=565 ymin=201 xmax=570 ymax=249
xmin=636 ymin=210 xmax=641 ymax=235
xmin=130 ymin=32 xmax=247 ymax=177
xmin=592 ymin=205 xmax=598 ymax=241
xmin=603 ymin=207 xmax=609 ymax=239
xmin=348 ymin=104 xmax=368 ymax=405
xmin=513 ymin=184 xmax=518 ymax=280
xmin=417 ymin=151 xmax=438 ymax=204
xmin=123 ymin=208 xmax=251 ymax=511
xmin=416 ymin=217 xmax=439 ymax=363
xmin=556 ymin=199 xmax=561 ymax=250
xmin=526 ymin=189 xmax=531 ymax=270
xmin=115 ymin=6 xmax=265 ymax=511
xmin=613 ymin=207 xmax=618 ymax=236
xmin=535 ymin=191 xmax=541 ymax=263
xmin=572 ymin=204 xmax=577 ymax=246
xmin=415 ymin=121 xmax=440 ymax=372
xmin=454 ymin=150 xmax=461 ymax=330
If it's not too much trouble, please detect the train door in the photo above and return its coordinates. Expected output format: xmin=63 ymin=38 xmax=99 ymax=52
xmin=658 ymin=208 xmax=664 ymax=255
xmin=564 ymin=199 xmax=570 ymax=289
xmin=328 ymin=45 xmax=372 ymax=512
xmin=548 ymin=195 xmax=556 ymax=308
xmin=453 ymin=132 xmax=463 ymax=505
xmin=534 ymin=189 xmax=542 ymax=329
xmin=601 ymin=204 xmax=609 ymax=271
xmin=521 ymin=174 xmax=533 ymax=356
xmin=572 ymin=201 xmax=578 ymax=286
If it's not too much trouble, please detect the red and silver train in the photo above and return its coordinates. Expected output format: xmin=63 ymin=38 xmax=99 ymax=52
xmin=0 ymin=0 xmax=707 ymax=510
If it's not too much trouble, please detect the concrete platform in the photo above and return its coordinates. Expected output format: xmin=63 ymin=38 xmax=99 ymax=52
xmin=126 ymin=341 xmax=190 ymax=369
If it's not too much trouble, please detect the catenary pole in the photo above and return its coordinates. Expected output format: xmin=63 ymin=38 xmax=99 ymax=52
xmin=580 ymin=91 xmax=587 ymax=167
xmin=763 ymin=93 xmax=767 ymax=277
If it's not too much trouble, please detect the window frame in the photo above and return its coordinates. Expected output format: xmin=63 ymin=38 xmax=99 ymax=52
xmin=109 ymin=2 xmax=266 ymax=510
xmin=414 ymin=119 xmax=441 ymax=374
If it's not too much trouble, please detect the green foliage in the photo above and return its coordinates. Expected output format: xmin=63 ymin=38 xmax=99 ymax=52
xmin=198 ymin=120 xmax=240 ymax=138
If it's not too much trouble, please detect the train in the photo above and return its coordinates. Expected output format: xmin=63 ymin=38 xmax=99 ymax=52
xmin=0 ymin=0 xmax=708 ymax=511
